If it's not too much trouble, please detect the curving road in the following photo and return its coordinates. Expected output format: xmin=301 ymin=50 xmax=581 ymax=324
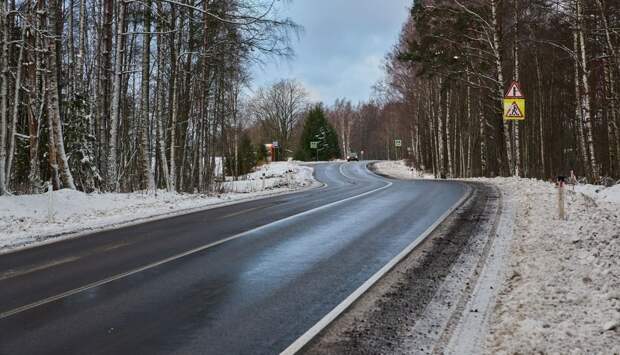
xmin=0 ymin=162 xmax=467 ymax=355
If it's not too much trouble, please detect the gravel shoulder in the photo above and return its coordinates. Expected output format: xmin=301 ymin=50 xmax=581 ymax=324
xmin=303 ymin=170 xmax=503 ymax=354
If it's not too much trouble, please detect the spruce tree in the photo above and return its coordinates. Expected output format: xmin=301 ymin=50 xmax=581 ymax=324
xmin=295 ymin=105 xmax=340 ymax=161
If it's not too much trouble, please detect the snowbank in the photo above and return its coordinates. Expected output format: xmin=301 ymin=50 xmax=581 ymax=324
xmin=574 ymin=183 xmax=620 ymax=204
xmin=480 ymin=177 xmax=620 ymax=354
xmin=371 ymin=160 xmax=434 ymax=179
xmin=0 ymin=162 xmax=317 ymax=253
xmin=220 ymin=161 xmax=315 ymax=193
xmin=372 ymin=160 xmax=619 ymax=353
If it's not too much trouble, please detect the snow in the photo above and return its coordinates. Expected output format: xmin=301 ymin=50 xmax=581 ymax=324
xmin=574 ymin=183 xmax=620 ymax=204
xmin=372 ymin=160 xmax=620 ymax=353
xmin=482 ymin=178 xmax=620 ymax=354
xmin=0 ymin=162 xmax=317 ymax=254
xmin=220 ymin=160 xmax=315 ymax=193
xmin=372 ymin=160 xmax=434 ymax=179
xmin=445 ymin=180 xmax=516 ymax=355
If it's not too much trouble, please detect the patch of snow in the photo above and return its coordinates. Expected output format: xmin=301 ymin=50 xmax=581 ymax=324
xmin=220 ymin=161 xmax=315 ymax=193
xmin=575 ymin=183 xmax=620 ymax=204
xmin=0 ymin=162 xmax=317 ymax=254
xmin=372 ymin=160 xmax=435 ymax=179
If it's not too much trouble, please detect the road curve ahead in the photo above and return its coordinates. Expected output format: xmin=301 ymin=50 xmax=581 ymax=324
xmin=0 ymin=162 xmax=467 ymax=355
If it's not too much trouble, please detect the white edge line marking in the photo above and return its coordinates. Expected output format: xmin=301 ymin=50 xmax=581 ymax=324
xmin=0 ymin=180 xmax=391 ymax=320
xmin=280 ymin=182 xmax=473 ymax=355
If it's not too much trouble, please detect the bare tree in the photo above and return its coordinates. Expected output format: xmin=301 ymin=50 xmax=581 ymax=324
xmin=250 ymin=79 xmax=308 ymax=159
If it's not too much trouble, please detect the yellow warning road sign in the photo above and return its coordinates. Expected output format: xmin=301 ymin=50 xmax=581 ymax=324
xmin=503 ymin=98 xmax=525 ymax=120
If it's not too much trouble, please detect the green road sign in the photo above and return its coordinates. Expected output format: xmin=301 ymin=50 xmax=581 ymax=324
xmin=310 ymin=141 xmax=318 ymax=149
xmin=395 ymin=139 xmax=402 ymax=147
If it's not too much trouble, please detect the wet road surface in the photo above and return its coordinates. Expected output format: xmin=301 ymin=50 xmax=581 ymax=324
xmin=0 ymin=162 xmax=467 ymax=354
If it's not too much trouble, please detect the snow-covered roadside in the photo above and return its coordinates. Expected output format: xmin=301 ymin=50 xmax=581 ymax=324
xmin=371 ymin=160 xmax=434 ymax=179
xmin=481 ymin=177 xmax=619 ymax=354
xmin=0 ymin=162 xmax=317 ymax=254
xmin=372 ymin=160 xmax=620 ymax=353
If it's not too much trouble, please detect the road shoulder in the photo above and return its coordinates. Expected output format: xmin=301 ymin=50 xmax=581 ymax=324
xmin=303 ymin=181 xmax=502 ymax=354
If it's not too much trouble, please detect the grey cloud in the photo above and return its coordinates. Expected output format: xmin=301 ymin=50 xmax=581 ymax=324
xmin=251 ymin=0 xmax=411 ymax=104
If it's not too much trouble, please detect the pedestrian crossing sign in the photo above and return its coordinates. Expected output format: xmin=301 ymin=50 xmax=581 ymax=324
xmin=503 ymin=98 xmax=525 ymax=121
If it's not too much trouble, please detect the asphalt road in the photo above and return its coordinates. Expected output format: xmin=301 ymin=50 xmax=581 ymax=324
xmin=0 ymin=162 xmax=467 ymax=355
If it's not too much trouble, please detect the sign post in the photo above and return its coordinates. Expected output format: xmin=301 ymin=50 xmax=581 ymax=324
xmin=503 ymin=81 xmax=525 ymax=121
xmin=310 ymin=141 xmax=319 ymax=161
xmin=395 ymin=140 xmax=402 ymax=160
xmin=272 ymin=141 xmax=279 ymax=161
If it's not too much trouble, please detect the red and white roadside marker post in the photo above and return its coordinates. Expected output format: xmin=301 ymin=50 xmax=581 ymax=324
xmin=557 ymin=176 xmax=566 ymax=220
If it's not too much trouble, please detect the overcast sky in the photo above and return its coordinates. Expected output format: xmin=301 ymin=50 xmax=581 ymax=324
xmin=249 ymin=0 xmax=411 ymax=105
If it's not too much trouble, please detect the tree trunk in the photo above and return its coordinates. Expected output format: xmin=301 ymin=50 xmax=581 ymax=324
xmin=169 ymin=6 xmax=179 ymax=192
xmin=491 ymin=0 xmax=513 ymax=176
xmin=604 ymin=56 xmax=619 ymax=176
xmin=48 ymin=0 xmax=76 ymax=189
xmin=77 ymin=0 xmax=86 ymax=88
xmin=535 ymin=54 xmax=546 ymax=178
xmin=0 ymin=2 xmax=8 ymax=194
xmin=466 ymin=70 xmax=473 ymax=177
xmin=595 ymin=0 xmax=620 ymax=77
xmin=6 ymin=24 xmax=26 ymax=184
xmin=445 ymin=88 xmax=453 ymax=177
xmin=107 ymin=0 xmax=126 ymax=191
xmin=140 ymin=0 xmax=154 ymax=192
xmin=576 ymin=0 xmax=598 ymax=179
xmin=436 ymin=79 xmax=445 ymax=176
xmin=156 ymin=12 xmax=170 ymax=191
xmin=573 ymin=29 xmax=589 ymax=176
xmin=98 ymin=0 xmax=114 ymax=178
xmin=512 ymin=0 xmax=521 ymax=177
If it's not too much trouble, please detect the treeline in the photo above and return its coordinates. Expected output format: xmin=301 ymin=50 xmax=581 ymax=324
xmin=332 ymin=0 xmax=620 ymax=181
xmin=0 ymin=0 xmax=298 ymax=195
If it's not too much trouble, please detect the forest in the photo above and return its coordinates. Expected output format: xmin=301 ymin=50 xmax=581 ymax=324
xmin=345 ymin=0 xmax=620 ymax=181
xmin=0 ymin=0 xmax=618 ymax=197
xmin=0 ymin=0 xmax=301 ymax=195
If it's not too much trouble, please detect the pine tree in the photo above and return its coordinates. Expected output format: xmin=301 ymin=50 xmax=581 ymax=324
xmin=296 ymin=105 xmax=340 ymax=161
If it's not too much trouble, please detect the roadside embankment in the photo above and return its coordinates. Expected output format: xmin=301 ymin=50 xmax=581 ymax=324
xmin=307 ymin=161 xmax=619 ymax=354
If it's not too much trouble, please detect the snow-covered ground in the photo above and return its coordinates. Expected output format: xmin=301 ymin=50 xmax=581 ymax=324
xmin=482 ymin=178 xmax=619 ymax=354
xmin=219 ymin=161 xmax=315 ymax=193
xmin=372 ymin=160 xmax=434 ymax=179
xmin=574 ymin=182 xmax=620 ymax=204
xmin=372 ymin=161 xmax=620 ymax=353
xmin=0 ymin=162 xmax=317 ymax=254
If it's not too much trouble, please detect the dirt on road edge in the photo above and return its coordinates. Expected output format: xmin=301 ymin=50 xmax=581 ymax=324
xmin=303 ymin=178 xmax=502 ymax=354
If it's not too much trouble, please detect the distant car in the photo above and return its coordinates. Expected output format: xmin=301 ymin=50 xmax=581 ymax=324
xmin=346 ymin=152 xmax=359 ymax=162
